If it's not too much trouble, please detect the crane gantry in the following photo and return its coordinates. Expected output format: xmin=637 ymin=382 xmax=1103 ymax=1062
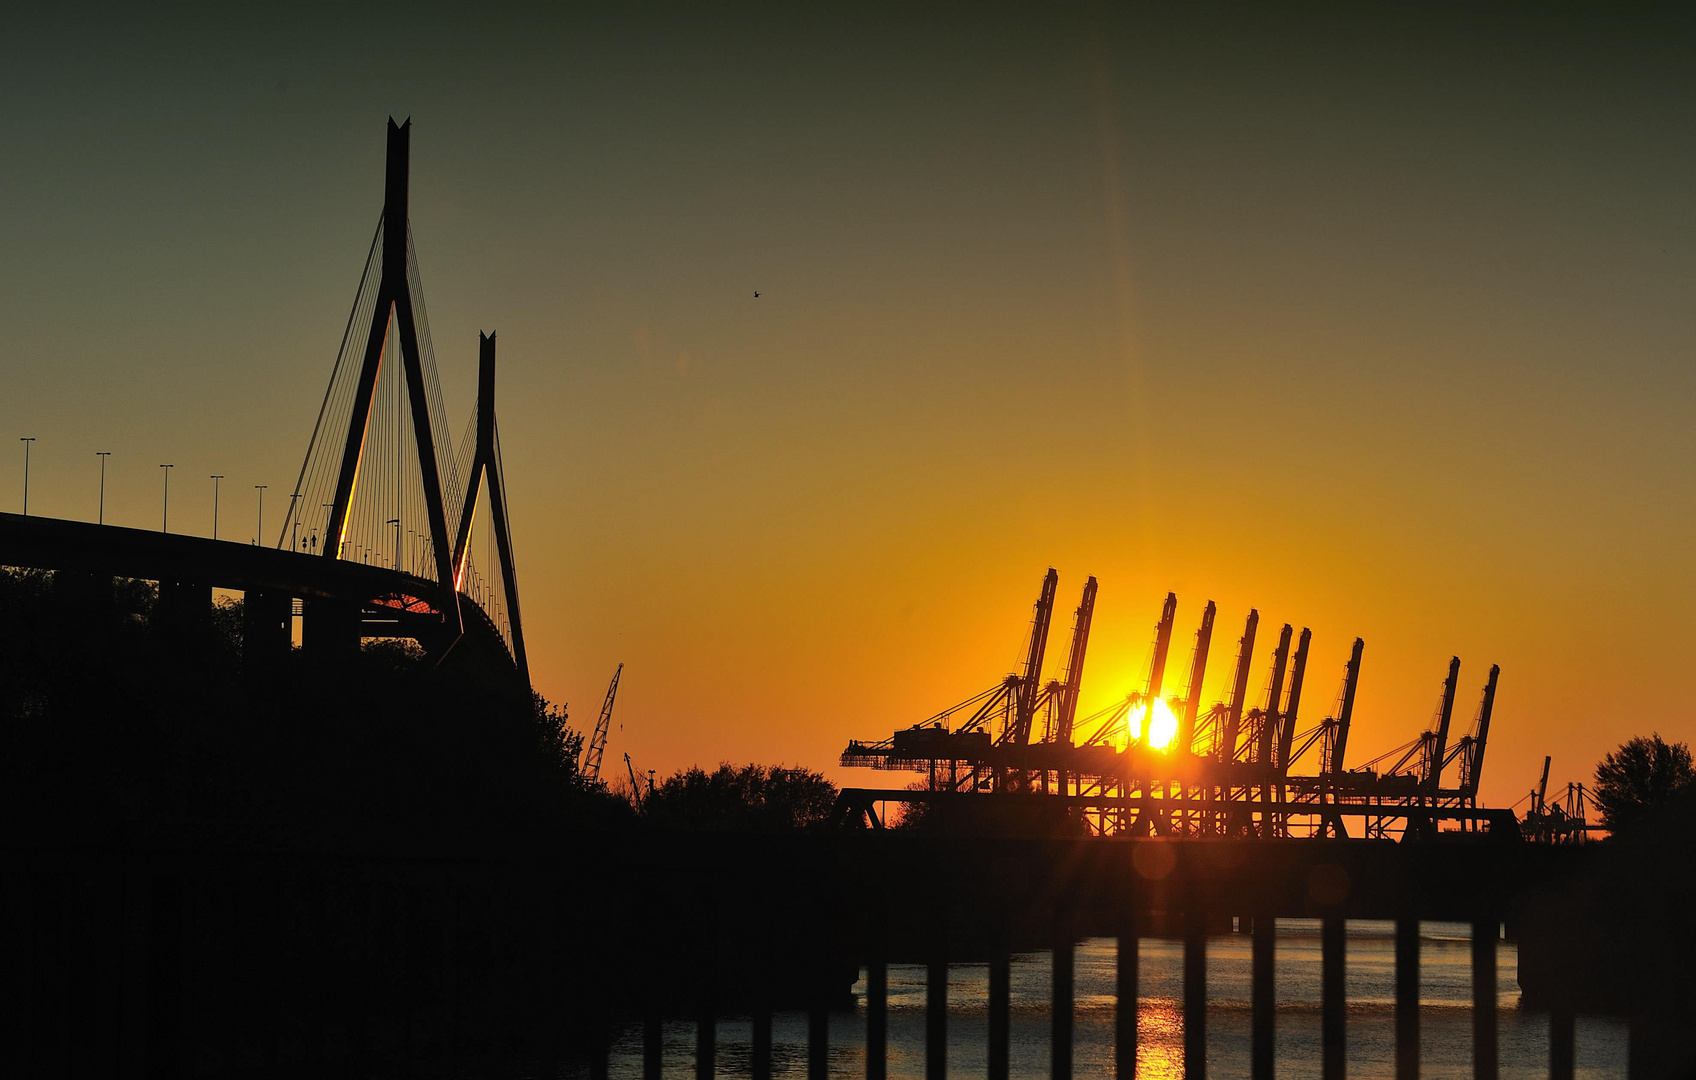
xmin=838 ymin=568 xmax=1522 ymax=840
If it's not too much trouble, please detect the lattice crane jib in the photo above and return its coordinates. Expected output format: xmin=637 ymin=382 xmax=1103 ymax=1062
xmin=583 ymin=663 xmax=623 ymax=783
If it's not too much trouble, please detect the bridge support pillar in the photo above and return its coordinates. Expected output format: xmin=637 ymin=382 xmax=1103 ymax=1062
xmin=987 ymin=930 xmax=1009 ymax=1080
xmin=1322 ymin=915 xmax=1346 ymax=1080
xmin=1183 ymin=905 xmax=1207 ymax=1080
xmin=1472 ymin=917 xmax=1498 ymax=1080
xmin=1396 ymin=917 xmax=1420 ymax=1080
xmin=243 ymin=591 xmax=292 ymax=677
xmin=925 ymin=935 xmax=947 ymax=1080
xmin=303 ymin=597 xmax=361 ymax=658
xmin=1051 ymin=910 xmax=1074 ymax=1080
xmin=1116 ymin=912 xmax=1138 ymax=1080
xmin=865 ymin=926 xmax=887 ymax=1080
xmin=1251 ymin=913 xmax=1275 ymax=1080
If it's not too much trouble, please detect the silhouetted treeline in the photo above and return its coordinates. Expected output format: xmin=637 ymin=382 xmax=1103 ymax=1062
xmin=638 ymin=763 xmax=837 ymax=831
xmin=1593 ymin=732 xmax=1694 ymax=835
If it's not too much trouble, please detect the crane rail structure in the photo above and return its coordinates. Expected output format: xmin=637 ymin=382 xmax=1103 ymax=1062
xmin=838 ymin=568 xmax=1529 ymax=841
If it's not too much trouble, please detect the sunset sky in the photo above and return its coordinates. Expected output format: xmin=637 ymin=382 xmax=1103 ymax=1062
xmin=2 ymin=5 xmax=1692 ymax=808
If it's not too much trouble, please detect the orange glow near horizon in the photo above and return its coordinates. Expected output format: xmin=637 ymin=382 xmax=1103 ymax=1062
xmin=9 ymin=12 xmax=1687 ymax=814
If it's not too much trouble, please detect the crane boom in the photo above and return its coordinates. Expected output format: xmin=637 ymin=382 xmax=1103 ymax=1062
xmin=1426 ymin=657 xmax=1461 ymax=794
xmin=624 ymin=752 xmax=643 ymax=811
xmin=1178 ymin=601 xmax=1216 ymax=755
xmin=1219 ymin=610 xmax=1259 ymax=762
xmin=1276 ymin=628 xmax=1312 ymax=769
xmin=582 ymin=662 xmax=623 ymax=782
xmin=1464 ymin=665 xmax=1501 ymax=799
xmin=1012 ymin=569 xmax=1060 ymax=745
xmin=1256 ymin=625 xmax=1294 ymax=766
xmin=1139 ymin=592 xmax=1178 ymax=742
xmin=1535 ymin=755 xmax=1552 ymax=814
xmin=1330 ymin=638 xmax=1364 ymax=775
xmin=1055 ymin=577 xmax=1098 ymax=745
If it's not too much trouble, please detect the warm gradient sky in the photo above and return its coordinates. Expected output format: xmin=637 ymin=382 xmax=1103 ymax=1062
xmin=3 ymin=5 xmax=1692 ymax=808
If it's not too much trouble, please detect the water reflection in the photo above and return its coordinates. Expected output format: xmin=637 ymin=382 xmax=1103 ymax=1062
xmin=607 ymin=922 xmax=1628 ymax=1078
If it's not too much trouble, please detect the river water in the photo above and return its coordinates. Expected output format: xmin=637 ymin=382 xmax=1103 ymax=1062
xmin=607 ymin=920 xmax=1627 ymax=1078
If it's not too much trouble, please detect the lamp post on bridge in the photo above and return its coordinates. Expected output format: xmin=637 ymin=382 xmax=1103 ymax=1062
xmin=160 ymin=465 xmax=174 ymax=532
xmin=254 ymin=485 xmax=267 ymax=546
xmin=388 ymin=518 xmax=400 ymax=570
xmin=96 ymin=452 xmax=111 ymax=524
xmin=210 ymin=475 xmax=224 ymax=540
xmin=288 ymin=493 xmax=301 ymax=551
xmin=19 ymin=437 xmax=35 ymax=515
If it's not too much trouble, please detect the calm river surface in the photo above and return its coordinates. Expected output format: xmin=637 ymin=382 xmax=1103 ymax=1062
xmin=608 ymin=920 xmax=1627 ymax=1078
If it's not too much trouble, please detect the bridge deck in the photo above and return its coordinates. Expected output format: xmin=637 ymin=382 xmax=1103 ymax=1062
xmin=0 ymin=511 xmax=436 ymax=605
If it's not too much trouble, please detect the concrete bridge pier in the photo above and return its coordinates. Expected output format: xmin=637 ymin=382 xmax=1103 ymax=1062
xmin=242 ymin=591 xmax=293 ymax=676
xmin=302 ymin=596 xmax=361 ymax=658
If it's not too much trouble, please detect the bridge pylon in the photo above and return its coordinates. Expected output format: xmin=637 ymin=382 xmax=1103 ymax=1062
xmin=322 ymin=117 xmax=463 ymax=639
xmin=451 ymin=332 xmax=529 ymax=685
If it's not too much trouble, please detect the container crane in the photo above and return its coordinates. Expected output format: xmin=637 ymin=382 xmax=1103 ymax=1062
xmin=1177 ymin=602 xmax=1216 ymax=756
xmin=1250 ymin=624 xmax=1294 ymax=766
xmin=1009 ymin=569 xmax=1059 ymax=747
xmin=1054 ymin=577 xmax=1097 ymax=746
xmin=1424 ymin=657 xmax=1461 ymax=795
xmin=1452 ymin=665 xmax=1501 ymax=803
xmin=1218 ymin=610 xmax=1259 ymax=763
xmin=1051 ymin=577 xmax=1097 ymax=797
xmin=582 ymin=663 xmax=622 ymax=782
xmin=1275 ymin=628 xmax=1312 ymax=770
xmin=1138 ymin=592 xmax=1178 ymax=743
xmin=624 ymin=752 xmax=644 ymax=811
xmin=1329 ymin=639 xmax=1364 ymax=776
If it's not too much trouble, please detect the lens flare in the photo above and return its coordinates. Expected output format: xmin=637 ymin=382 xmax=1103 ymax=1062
xmin=1146 ymin=697 xmax=1179 ymax=752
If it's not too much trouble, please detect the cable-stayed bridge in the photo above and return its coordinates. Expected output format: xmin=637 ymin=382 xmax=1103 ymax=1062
xmin=0 ymin=119 xmax=528 ymax=686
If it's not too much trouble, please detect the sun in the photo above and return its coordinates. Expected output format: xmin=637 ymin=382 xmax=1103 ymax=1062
xmin=1145 ymin=697 xmax=1179 ymax=752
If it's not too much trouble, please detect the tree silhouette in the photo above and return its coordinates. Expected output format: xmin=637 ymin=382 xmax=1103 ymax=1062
xmin=642 ymin=763 xmax=837 ymax=831
xmin=1594 ymin=733 xmax=1695 ymax=834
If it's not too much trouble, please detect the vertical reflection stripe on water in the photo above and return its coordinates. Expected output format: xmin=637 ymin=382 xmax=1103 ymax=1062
xmin=606 ymin=921 xmax=1628 ymax=1079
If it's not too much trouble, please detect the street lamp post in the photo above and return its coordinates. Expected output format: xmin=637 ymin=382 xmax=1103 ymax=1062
xmin=388 ymin=518 xmax=401 ymax=569
xmin=160 ymin=465 xmax=174 ymax=532
xmin=19 ymin=437 xmax=35 ymax=515
xmin=288 ymin=493 xmax=302 ymax=551
xmin=210 ymin=475 xmax=224 ymax=539
xmin=254 ymin=485 xmax=267 ymax=545
xmin=96 ymin=452 xmax=111 ymax=524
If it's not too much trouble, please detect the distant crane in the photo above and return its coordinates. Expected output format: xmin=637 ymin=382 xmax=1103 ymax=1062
xmin=581 ymin=663 xmax=623 ymax=782
xmin=625 ymin=752 xmax=645 ymax=811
